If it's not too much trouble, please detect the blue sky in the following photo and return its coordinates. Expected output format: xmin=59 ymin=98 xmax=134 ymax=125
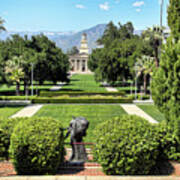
xmin=0 ymin=0 xmax=169 ymax=32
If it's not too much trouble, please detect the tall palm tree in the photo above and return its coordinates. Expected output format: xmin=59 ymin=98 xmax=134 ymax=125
xmin=135 ymin=55 xmax=155 ymax=94
xmin=142 ymin=26 xmax=164 ymax=67
xmin=0 ymin=17 xmax=6 ymax=32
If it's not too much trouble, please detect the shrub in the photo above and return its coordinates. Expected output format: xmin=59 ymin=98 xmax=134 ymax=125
xmin=0 ymin=117 xmax=26 ymax=160
xmin=93 ymin=115 xmax=160 ymax=175
xmin=39 ymin=91 xmax=126 ymax=97
xmin=32 ymin=96 xmax=133 ymax=104
xmin=9 ymin=117 xmax=65 ymax=175
xmin=156 ymin=120 xmax=180 ymax=162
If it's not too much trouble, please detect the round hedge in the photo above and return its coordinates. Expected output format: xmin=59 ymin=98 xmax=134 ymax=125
xmin=9 ymin=117 xmax=65 ymax=175
xmin=93 ymin=115 xmax=160 ymax=175
xmin=0 ymin=117 xmax=27 ymax=160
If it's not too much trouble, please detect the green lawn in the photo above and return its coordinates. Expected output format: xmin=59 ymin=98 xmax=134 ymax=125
xmin=0 ymin=82 xmax=54 ymax=95
xmin=138 ymin=105 xmax=166 ymax=122
xmin=0 ymin=106 xmax=23 ymax=118
xmin=34 ymin=104 xmax=127 ymax=143
xmin=61 ymin=74 xmax=106 ymax=92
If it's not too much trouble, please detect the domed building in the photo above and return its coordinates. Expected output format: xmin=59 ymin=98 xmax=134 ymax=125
xmin=69 ymin=33 xmax=91 ymax=74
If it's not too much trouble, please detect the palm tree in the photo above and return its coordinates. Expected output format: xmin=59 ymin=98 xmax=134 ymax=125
xmin=142 ymin=26 xmax=164 ymax=67
xmin=5 ymin=56 xmax=24 ymax=95
xmin=135 ymin=55 xmax=155 ymax=94
xmin=0 ymin=17 xmax=6 ymax=32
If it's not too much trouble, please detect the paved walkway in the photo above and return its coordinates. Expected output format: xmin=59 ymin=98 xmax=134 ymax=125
xmin=105 ymin=87 xmax=118 ymax=92
xmin=50 ymin=82 xmax=65 ymax=91
xmin=11 ymin=104 xmax=43 ymax=118
xmin=120 ymin=104 xmax=158 ymax=124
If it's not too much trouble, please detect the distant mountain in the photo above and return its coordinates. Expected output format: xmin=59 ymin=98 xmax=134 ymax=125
xmin=0 ymin=24 xmax=143 ymax=53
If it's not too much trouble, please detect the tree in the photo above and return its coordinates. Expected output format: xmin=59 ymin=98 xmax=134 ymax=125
xmin=0 ymin=17 xmax=6 ymax=32
xmin=67 ymin=46 xmax=79 ymax=55
xmin=97 ymin=21 xmax=119 ymax=47
xmin=142 ymin=26 xmax=164 ymax=67
xmin=151 ymin=38 xmax=180 ymax=122
xmin=168 ymin=0 xmax=180 ymax=42
xmin=5 ymin=56 xmax=25 ymax=95
xmin=135 ymin=56 xmax=155 ymax=94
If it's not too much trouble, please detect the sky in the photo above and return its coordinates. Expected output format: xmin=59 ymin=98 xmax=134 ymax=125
xmin=0 ymin=0 xmax=169 ymax=32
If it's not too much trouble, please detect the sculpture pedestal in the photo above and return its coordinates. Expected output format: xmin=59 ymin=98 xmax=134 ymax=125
xmin=70 ymin=143 xmax=88 ymax=163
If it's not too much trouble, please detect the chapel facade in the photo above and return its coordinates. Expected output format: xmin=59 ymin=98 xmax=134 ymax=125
xmin=69 ymin=33 xmax=91 ymax=74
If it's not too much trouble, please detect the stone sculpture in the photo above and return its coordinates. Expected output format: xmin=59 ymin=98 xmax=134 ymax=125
xmin=65 ymin=116 xmax=89 ymax=162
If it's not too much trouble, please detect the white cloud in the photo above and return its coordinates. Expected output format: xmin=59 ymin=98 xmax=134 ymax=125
xmin=136 ymin=8 xmax=141 ymax=12
xmin=133 ymin=1 xmax=144 ymax=7
xmin=99 ymin=2 xmax=110 ymax=11
xmin=75 ymin=4 xmax=85 ymax=9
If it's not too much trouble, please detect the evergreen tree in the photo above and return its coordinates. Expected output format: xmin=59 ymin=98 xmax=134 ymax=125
xmin=151 ymin=38 xmax=180 ymax=121
xmin=167 ymin=0 xmax=180 ymax=42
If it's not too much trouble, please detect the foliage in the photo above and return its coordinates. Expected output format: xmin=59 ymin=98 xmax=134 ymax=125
xmin=9 ymin=117 xmax=65 ymax=175
xmin=0 ymin=117 xmax=27 ymax=160
xmin=167 ymin=0 xmax=180 ymax=42
xmin=151 ymin=38 xmax=180 ymax=122
xmin=0 ymin=17 xmax=6 ymax=32
xmin=39 ymin=91 xmax=126 ymax=97
xmin=155 ymin=120 xmax=180 ymax=162
xmin=0 ymin=34 xmax=69 ymax=95
xmin=32 ymin=96 xmax=133 ymax=104
xmin=67 ymin=46 xmax=79 ymax=55
xmin=135 ymin=55 xmax=155 ymax=94
xmin=89 ymin=21 xmax=149 ymax=84
xmin=142 ymin=26 xmax=164 ymax=67
xmin=93 ymin=115 xmax=160 ymax=175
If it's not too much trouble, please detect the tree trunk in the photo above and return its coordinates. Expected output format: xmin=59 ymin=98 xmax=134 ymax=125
xmin=144 ymin=74 xmax=147 ymax=95
xmin=24 ymin=79 xmax=29 ymax=96
xmin=154 ymin=45 xmax=159 ymax=67
xmin=16 ymin=82 xmax=20 ymax=96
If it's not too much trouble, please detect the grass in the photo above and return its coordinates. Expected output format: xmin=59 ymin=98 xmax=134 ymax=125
xmin=0 ymin=106 xmax=23 ymax=118
xmin=0 ymin=82 xmax=54 ymax=95
xmin=34 ymin=104 xmax=127 ymax=143
xmin=138 ymin=105 xmax=166 ymax=122
xmin=61 ymin=74 xmax=106 ymax=92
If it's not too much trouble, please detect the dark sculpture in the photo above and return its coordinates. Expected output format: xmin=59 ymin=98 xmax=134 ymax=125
xmin=65 ymin=116 xmax=89 ymax=162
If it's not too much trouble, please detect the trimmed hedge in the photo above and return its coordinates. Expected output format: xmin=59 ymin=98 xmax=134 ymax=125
xmin=32 ymin=96 xmax=133 ymax=104
xmin=0 ymin=117 xmax=27 ymax=160
xmin=9 ymin=117 xmax=65 ymax=175
xmin=93 ymin=115 xmax=160 ymax=175
xmin=39 ymin=91 xmax=126 ymax=97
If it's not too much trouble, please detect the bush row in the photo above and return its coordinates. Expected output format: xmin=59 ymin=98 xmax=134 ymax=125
xmin=39 ymin=91 xmax=126 ymax=97
xmin=0 ymin=117 xmax=65 ymax=175
xmin=93 ymin=115 xmax=180 ymax=175
xmin=32 ymin=96 xmax=133 ymax=104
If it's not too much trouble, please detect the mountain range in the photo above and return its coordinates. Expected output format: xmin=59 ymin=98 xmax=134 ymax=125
xmin=0 ymin=24 xmax=142 ymax=53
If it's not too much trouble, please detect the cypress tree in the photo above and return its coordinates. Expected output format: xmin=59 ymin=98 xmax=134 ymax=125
xmin=167 ymin=0 xmax=180 ymax=41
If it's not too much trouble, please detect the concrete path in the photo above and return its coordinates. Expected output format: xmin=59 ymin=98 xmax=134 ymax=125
xmin=50 ymin=82 xmax=65 ymax=91
xmin=106 ymin=87 xmax=118 ymax=92
xmin=11 ymin=104 xmax=43 ymax=118
xmin=121 ymin=104 xmax=158 ymax=124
